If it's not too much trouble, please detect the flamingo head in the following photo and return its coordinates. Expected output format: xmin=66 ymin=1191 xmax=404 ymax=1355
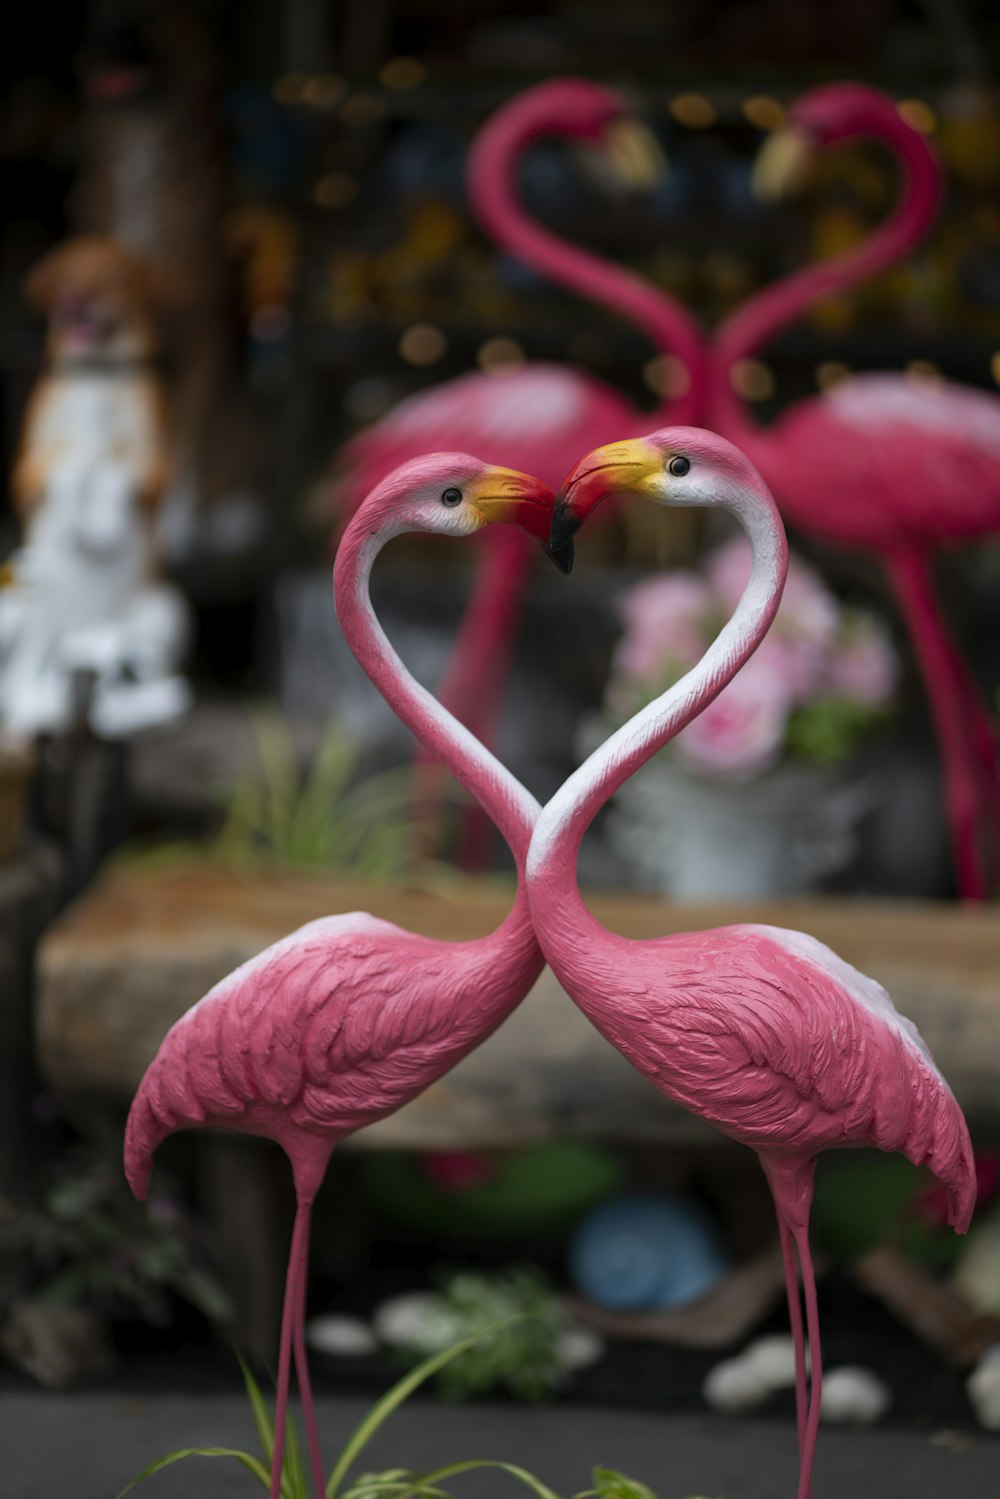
xmin=473 ymin=79 xmax=664 ymax=191
xmin=752 ymin=83 xmax=928 ymax=201
xmin=368 ymin=453 xmax=572 ymax=571
xmin=551 ymin=427 xmax=778 ymax=551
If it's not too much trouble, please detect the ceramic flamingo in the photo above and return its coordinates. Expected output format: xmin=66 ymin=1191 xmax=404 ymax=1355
xmin=710 ymin=82 xmax=1000 ymax=899
xmin=124 ymin=455 xmax=564 ymax=1499
xmin=334 ymin=79 xmax=703 ymax=861
xmin=537 ymin=428 xmax=975 ymax=1499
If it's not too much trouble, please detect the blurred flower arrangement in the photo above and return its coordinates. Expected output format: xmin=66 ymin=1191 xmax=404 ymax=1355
xmin=605 ymin=536 xmax=899 ymax=782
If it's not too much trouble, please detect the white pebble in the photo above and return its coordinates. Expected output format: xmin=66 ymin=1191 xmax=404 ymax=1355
xmin=703 ymin=1357 xmax=772 ymax=1413
xmin=305 ymin=1315 xmax=377 ymax=1358
xmin=741 ymin=1334 xmax=800 ymax=1391
xmin=557 ymin=1325 xmax=605 ymax=1371
xmin=967 ymin=1344 xmax=1000 ymax=1430
xmin=820 ymin=1366 xmax=891 ymax=1424
xmin=372 ymin=1292 xmax=458 ymax=1351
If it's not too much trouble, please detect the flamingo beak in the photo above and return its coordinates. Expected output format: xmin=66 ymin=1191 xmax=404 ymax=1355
xmin=600 ymin=118 xmax=667 ymax=191
xmin=551 ymin=439 xmax=661 ymax=554
xmin=751 ymin=124 xmax=815 ymax=202
xmin=470 ymin=467 xmax=572 ymax=573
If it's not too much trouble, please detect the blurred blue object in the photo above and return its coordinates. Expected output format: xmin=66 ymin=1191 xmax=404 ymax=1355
xmin=569 ymin=1192 xmax=730 ymax=1311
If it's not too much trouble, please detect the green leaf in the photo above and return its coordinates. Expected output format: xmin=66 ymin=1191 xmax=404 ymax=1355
xmin=575 ymin=1469 xmax=659 ymax=1499
xmin=399 ymin=1459 xmax=564 ymax=1499
xmin=284 ymin=1404 xmax=308 ymax=1499
xmin=341 ymin=1470 xmax=453 ymax=1499
xmin=325 ymin=1317 xmax=527 ymax=1499
xmin=116 ymin=1446 xmax=271 ymax=1496
xmin=239 ymin=1354 xmax=276 ymax=1465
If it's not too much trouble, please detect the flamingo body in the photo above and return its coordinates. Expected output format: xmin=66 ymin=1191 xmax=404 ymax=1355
xmin=547 ymin=917 xmax=972 ymax=1229
xmin=124 ymin=454 xmax=554 ymax=1499
xmin=336 ymin=364 xmax=635 ymax=513
xmin=537 ymin=428 xmax=975 ymax=1499
xmin=713 ymin=84 xmax=1000 ymax=897
xmin=331 ymin=81 xmax=703 ymax=865
xmin=745 ymin=375 xmax=1000 ymax=551
xmin=125 ymin=910 xmax=539 ymax=1201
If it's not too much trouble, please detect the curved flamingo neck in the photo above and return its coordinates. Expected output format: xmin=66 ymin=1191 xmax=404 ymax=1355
xmin=712 ymin=108 xmax=941 ymax=443
xmin=527 ymin=486 xmax=787 ymax=950
xmin=469 ymin=100 xmax=704 ymax=424
xmin=334 ymin=510 xmax=540 ymax=879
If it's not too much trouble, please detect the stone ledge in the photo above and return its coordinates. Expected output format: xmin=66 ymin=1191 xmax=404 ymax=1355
xmin=36 ymin=860 xmax=1000 ymax=1148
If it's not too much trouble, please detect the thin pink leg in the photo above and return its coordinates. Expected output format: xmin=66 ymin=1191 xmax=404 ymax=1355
xmin=777 ymin=1215 xmax=807 ymax=1461
xmin=291 ymin=1224 xmax=326 ymax=1499
xmin=884 ymin=547 xmax=988 ymax=900
xmin=270 ymin=1196 xmax=309 ymax=1499
xmin=944 ymin=637 xmax=1000 ymax=886
xmin=791 ymin=1222 xmax=823 ymax=1499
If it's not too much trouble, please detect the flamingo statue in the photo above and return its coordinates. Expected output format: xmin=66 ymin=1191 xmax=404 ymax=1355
xmin=537 ymin=428 xmax=975 ymax=1499
xmin=124 ymin=455 xmax=565 ymax=1499
xmin=710 ymin=82 xmax=1000 ymax=899
xmin=334 ymin=79 xmax=704 ymax=862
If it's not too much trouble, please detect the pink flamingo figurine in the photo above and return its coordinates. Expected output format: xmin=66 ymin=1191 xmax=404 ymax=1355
xmin=334 ymin=79 xmax=703 ymax=861
xmin=538 ymin=428 xmax=976 ymax=1499
xmin=124 ymin=456 xmax=564 ymax=1499
xmin=710 ymin=82 xmax=1000 ymax=899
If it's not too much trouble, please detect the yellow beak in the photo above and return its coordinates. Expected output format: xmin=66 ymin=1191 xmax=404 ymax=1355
xmin=553 ymin=439 xmax=663 ymax=548
xmin=468 ymin=466 xmax=571 ymax=572
xmin=751 ymin=124 xmax=815 ymax=202
xmin=601 ymin=118 xmax=667 ymax=191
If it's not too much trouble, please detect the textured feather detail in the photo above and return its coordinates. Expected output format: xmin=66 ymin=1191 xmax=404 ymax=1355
xmin=123 ymin=910 xmax=540 ymax=1197
xmin=545 ymin=922 xmax=975 ymax=1228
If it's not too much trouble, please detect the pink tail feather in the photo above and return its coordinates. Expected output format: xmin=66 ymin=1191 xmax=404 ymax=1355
xmin=123 ymin=1089 xmax=165 ymax=1201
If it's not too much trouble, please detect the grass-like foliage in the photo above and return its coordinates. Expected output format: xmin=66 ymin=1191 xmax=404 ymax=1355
xmin=117 ymin=1321 xmax=717 ymax=1499
xmin=216 ymin=714 xmax=436 ymax=880
xmin=118 ymin=1320 xmax=559 ymax=1499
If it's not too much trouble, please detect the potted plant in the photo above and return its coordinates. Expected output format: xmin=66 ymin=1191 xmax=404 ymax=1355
xmin=591 ymin=536 xmax=899 ymax=899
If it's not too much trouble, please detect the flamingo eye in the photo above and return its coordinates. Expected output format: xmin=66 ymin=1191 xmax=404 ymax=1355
xmin=668 ymin=455 xmax=690 ymax=477
xmin=440 ymin=487 xmax=463 ymax=507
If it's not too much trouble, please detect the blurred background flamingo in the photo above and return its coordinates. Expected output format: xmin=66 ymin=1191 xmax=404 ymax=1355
xmin=331 ymin=79 xmax=704 ymax=863
xmin=710 ymin=82 xmax=1000 ymax=899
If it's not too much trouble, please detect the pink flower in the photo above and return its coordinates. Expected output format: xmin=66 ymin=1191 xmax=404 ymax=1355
xmin=829 ymin=613 xmax=898 ymax=706
xmin=674 ymin=651 xmax=793 ymax=780
xmin=612 ymin=573 xmax=712 ymax=686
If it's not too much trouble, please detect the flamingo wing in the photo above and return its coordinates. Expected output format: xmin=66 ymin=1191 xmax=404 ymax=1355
xmin=333 ymin=363 xmax=637 ymax=514
xmin=768 ymin=375 xmax=1000 ymax=547
xmin=592 ymin=926 xmax=973 ymax=1227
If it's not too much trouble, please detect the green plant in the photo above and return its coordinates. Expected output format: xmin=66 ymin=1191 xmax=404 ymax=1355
xmin=393 ymin=1266 xmax=568 ymax=1402
xmin=118 ymin=1319 xmax=564 ymax=1499
xmin=576 ymin=1472 xmax=716 ymax=1499
xmin=215 ymin=714 xmax=440 ymax=880
xmin=0 ymin=1131 xmax=232 ymax=1330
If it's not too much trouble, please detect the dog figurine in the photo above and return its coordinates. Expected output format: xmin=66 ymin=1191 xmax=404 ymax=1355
xmin=1 ymin=237 xmax=191 ymax=739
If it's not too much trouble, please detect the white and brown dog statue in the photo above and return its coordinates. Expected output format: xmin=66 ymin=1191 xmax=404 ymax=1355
xmin=0 ymin=237 xmax=191 ymax=739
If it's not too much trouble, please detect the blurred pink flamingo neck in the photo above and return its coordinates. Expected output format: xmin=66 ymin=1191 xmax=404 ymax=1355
xmin=335 ymin=501 xmax=539 ymax=921
xmin=469 ymin=84 xmax=704 ymax=423
xmin=527 ymin=476 xmax=787 ymax=952
xmin=712 ymin=101 xmax=942 ymax=444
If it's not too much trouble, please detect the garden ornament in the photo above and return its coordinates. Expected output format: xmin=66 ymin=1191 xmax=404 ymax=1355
xmin=530 ymin=426 xmax=975 ymax=1499
xmin=125 ymin=455 xmax=563 ymax=1499
xmin=711 ymin=82 xmax=1000 ymax=899
xmin=2 ymin=237 xmax=189 ymax=739
xmin=333 ymin=79 xmax=703 ymax=864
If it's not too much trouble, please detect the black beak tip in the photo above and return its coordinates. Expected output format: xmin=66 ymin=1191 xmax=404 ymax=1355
xmin=546 ymin=537 xmax=575 ymax=574
xmin=547 ymin=497 xmax=580 ymax=572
